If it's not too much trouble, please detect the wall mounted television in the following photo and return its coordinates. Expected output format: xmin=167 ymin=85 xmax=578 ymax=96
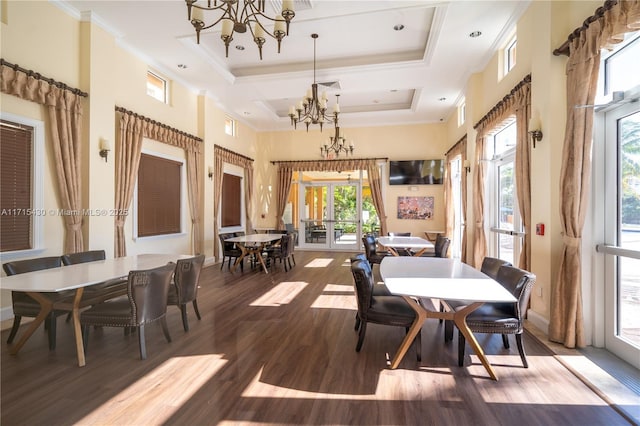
xmin=389 ymin=159 xmax=444 ymax=185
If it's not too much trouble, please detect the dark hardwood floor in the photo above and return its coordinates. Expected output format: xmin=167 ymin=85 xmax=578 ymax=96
xmin=1 ymin=251 xmax=631 ymax=425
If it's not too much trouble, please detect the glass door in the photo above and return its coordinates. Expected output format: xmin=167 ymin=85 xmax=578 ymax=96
xmin=299 ymin=180 xmax=360 ymax=251
xmin=600 ymin=102 xmax=640 ymax=368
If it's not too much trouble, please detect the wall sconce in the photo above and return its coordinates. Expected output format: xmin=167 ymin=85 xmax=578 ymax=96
xmin=99 ymin=138 xmax=110 ymax=162
xmin=208 ymin=166 xmax=214 ymax=180
xmin=463 ymin=159 xmax=471 ymax=174
xmin=528 ymin=110 xmax=543 ymax=148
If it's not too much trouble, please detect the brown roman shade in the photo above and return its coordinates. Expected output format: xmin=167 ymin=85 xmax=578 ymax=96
xmin=137 ymin=153 xmax=181 ymax=237
xmin=221 ymin=173 xmax=242 ymax=227
xmin=0 ymin=120 xmax=33 ymax=252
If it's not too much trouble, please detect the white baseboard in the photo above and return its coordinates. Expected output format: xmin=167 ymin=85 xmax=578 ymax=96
xmin=527 ymin=310 xmax=549 ymax=336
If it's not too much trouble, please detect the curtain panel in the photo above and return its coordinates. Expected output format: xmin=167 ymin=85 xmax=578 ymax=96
xmin=272 ymin=158 xmax=388 ymax=236
xmin=1 ymin=63 xmax=86 ymax=253
xmin=114 ymin=108 xmax=203 ymax=257
xmin=550 ymin=0 xmax=640 ymax=349
xmin=212 ymin=145 xmax=254 ymax=259
xmin=444 ymin=136 xmax=467 ymax=262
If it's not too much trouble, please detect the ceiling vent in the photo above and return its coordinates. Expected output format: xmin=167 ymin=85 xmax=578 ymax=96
xmin=318 ymin=81 xmax=341 ymax=89
xmin=269 ymin=0 xmax=314 ymax=14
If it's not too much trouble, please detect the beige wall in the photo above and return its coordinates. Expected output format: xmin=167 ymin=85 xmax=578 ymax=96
xmin=0 ymin=0 xmax=610 ymax=339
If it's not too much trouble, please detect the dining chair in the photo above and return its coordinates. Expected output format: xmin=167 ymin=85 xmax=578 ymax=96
xmin=455 ymin=265 xmax=536 ymax=368
xmin=264 ymin=233 xmax=293 ymax=271
xmin=219 ymin=233 xmax=243 ymax=271
xmin=2 ymin=257 xmax=72 ymax=350
xmin=442 ymin=257 xmax=513 ymax=341
xmin=167 ymin=254 xmax=205 ymax=332
xmin=80 ymin=262 xmax=176 ymax=360
xmin=350 ymin=256 xmax=421 ymax=361
xmin=351 ymin=254 xmax=392 ymax=331
xmin=362 ymin=234 xmax=390 ymax=267
xmin=61 ymin=250 xmax=128 ymax=305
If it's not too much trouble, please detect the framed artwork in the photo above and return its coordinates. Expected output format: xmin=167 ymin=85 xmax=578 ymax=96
xmin=397 ymin=196 xmax=434 ymax=220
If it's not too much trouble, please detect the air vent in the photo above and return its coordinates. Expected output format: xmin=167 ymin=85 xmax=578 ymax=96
xmin=318 ymin=81 xmax=341 ymax=89
xmin=269 ymin=0 xmax=314 ymax=14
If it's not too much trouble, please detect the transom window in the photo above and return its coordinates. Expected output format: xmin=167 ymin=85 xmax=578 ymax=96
xmin=225 ymin=116 xmax=236 ymax=136
xmin=504 ymin=35 xmax=517 ymax=74
xmin=147 ymin=70 xmax=168 ymax=103
xmin=457 ymin=99 xmax=466 ymax=127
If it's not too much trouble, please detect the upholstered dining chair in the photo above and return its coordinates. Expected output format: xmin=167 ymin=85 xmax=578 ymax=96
xmin=264 ymin=233 xmax=293 ymax=271
xmin=362 ymin=234 xmax=390 ymax=267
xmin=80 ymin=262 xmax=176 ymax=360
xmin=455 ymin=265 xmax=536 ymax=368
xmin=351 ymin=253 xmax=392 ymax=331
xmin=442 ymin=257 xmax=513 ymax=341
xmin=2 ymin=256 xmax=72 ymax=350
xmin=350 ymin=256 xmax=421 ymax=361
xmin=167 ymin=254 xmax=205 ymax=332
xmin=219 ymin=233 xmax=243 ymax=271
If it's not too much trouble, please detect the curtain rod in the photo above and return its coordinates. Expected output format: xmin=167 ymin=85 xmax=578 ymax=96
xmin=0 ymin=58 xmax=88 ymax=97
xmin=115 ymin=106 xmax=203 ymax=142
xmin=473 ymin=74 xmax=531 ymax=130
xmin=444 ymin=134 xmax=467 ymax=156
xmin=214 ymin=144 xmax=254 ymax=162
xmin=553 ymin=0 xmax=618 ymax=56
xmin=271 ymin=157 xmax=388 ymax=165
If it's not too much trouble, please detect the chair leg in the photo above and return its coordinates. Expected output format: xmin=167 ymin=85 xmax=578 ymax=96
xmin=161 ymin=317 xmax=172 ymax=343
xmin=138 ymin=326 xmax=147 ymax=360
xmin=515 ymin=333 xmax=528 ymax=368
xmin=82 ymin=325 xmax=90 ymax=353
xmin=354 ymin=314 xmax=361 ymax=331
xmin=444 ymin=320 xmax=454 ymax=342
xmin=180 ymin=304 xmax=189 ymax=332
xmin=220 ymin=256 xmax=225 ymax=270
xmin=458 ymin=329 xmax=466 ymax=367
xmin=47 ymin=314 xmax=57 ymax=351
xmin=291 ymin=254 xmax=296 ymax=265
xmin=6 ymin=315 xmax=22 ymax=344
xmin=439 ymin=302 xmax=444 ymax=324
xmin=192 ymin=299 xmax=201 ymax=320
xmin=415 ymin=328 xmax=422 ymax=362
xmin=356 ymin=322 xmax=367 ymax=352
xmin=501 ymin=334 xmax=510 ymax=349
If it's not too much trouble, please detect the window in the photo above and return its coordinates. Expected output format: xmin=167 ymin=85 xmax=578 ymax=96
xmin=221 ymin=173 xmax=242 ymax=227
xmin=0 ymin=116 xmax=43 ymax=254
xmin=488 ymin=120 xmax=522 ymax=264
xmin=147 ymin=70 xmax=168 ymax=103
xmin=504 ymin=34 xmax=517 ymax=74
xmin=225 ymin=116 xmax=236 ymax=136
xmin=457 ymin=99 xmax=466 ymax=127
xmin=604 ymin=35 xmax=640 ymax=95
xmin=137 ymin=153 xmax=182 ymax=237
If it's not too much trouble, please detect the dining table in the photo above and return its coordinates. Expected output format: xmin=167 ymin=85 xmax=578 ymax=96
xmin=376 ymin=235 xmax=434 ymax=257
xmin=379 ymin=256 xmax=517 ymax=380
xmin=0 ymin=253 xmax=189 ymax=367
xmin=226 ymin=233 xmax=284 ymax=274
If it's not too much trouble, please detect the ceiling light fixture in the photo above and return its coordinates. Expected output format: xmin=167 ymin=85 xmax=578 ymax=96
xmin=321 ymin=123 xmax=354 ymax=160
xmin=289 ymin=34 xmax=339 ymax=132
xmin=186 ymin=0 xmax=295 ymax=60
xmin=469 ymin=30 xmax=482 ymax=38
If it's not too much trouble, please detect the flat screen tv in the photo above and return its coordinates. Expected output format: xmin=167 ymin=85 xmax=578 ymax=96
xmin=389 ymin=159 xmax=444 ymax=185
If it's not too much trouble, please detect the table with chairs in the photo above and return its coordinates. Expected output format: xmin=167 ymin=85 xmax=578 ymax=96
xmin=1 ymin=252 xmax=202 ymax=366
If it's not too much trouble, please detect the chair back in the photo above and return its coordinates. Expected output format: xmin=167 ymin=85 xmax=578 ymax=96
xmin=128 ymin=263 xmax=175 ymax=325
xmin=495 ymin=265 xmax=536 ymax=321
xmin=219 ymin=233 xmax=237 ymax=254
xmin=286 ymin=233 xmax=295 ymax=257
xmin=434 ymin=235 xmax=450 ymax=258
xmin=351 ymin=253 xmax=367 ymax=263
xmin=362 ymin=235 xmax=377 ymax=259
xmin=481 ymin=257 xmax=512 ymax=280
xmin=350 ymin=257 xmax=374 ymax=320
xmin=173 ymin=255 xmax=205 ymax=304
xmin=3 ymin=256 xmax=62 ymax=276
xmin=61 ymin=250 xmax=106 ymax=266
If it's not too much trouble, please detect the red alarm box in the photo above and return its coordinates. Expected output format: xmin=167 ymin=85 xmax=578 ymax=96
xmin=536 ymin=223 xmax=545 ymax=236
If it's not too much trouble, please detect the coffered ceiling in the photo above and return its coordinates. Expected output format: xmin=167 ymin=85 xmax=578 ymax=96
xmin=60 ymin=0 xmax=529 ymax=131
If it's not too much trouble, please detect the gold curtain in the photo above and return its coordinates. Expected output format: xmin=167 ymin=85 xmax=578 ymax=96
xmin=550 ymin=0 xmax=640 ymax=348
xmin=275 ymin=167 xmax=294 ymax=230
xmin=0 ymin=64 xmax=85 ymax=253
xmin=514 ymin=84 xmax=532 ymax=271
xmin=114 ymin=108 xmax=203 ymax=257
xmin=444 ymin=136 xmax=467 ymax=262
xmin=366 ymin=161 xmax=388 ymax=236
xmin=213 ymin=145 xmax=254 ymax=258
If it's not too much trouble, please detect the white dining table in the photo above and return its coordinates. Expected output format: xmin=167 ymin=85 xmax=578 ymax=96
xmin=0 ymin=253 xmax=189 ymax=366
xmin=226 ymin=234 xmax=284 ymax=274
xmin=380 ymin=256 xmax=517 ymax=380
xmin=377 ymin=236 xmax=434 ymax=257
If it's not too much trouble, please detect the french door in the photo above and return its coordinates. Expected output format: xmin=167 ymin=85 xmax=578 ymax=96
xmin=299 ymin=181 xmax=360 ymax=251
xmin=490 ymin=151 xmax=523 ymax=264
xmin=598 ymin=101 xmax=640 ymax=368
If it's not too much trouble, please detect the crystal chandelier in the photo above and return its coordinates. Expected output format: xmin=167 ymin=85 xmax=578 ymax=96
xmin=186 ymin=0 xmax=295 ymax=60
xmin=289 ymin=34 xmax=339 ymax=131
xmin=321 ymin=122 xmax=354 ymax=159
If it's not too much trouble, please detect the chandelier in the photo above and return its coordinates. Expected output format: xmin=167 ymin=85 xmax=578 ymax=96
xmin=320 ymin=122 xmax=354 ymax=160
xmin=289 ymin=34 xmax=339 ymax=131
xmin=186 ymin=0 xmax=295 ymax=60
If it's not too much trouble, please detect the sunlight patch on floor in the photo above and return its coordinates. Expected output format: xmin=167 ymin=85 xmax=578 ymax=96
xmin=77 ymin=354 xmax=227 ymax=424
xmin=249 ymin=281 xmax=309 ymax=306
xmin=304 ymin=258 xmax=333 ymax=268
xmin=310 ymin=283 xmax=356 ymax=310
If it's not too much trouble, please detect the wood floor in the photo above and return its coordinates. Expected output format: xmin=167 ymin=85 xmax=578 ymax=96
xmin=0 ymin=251 xmax=631 ymax=425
